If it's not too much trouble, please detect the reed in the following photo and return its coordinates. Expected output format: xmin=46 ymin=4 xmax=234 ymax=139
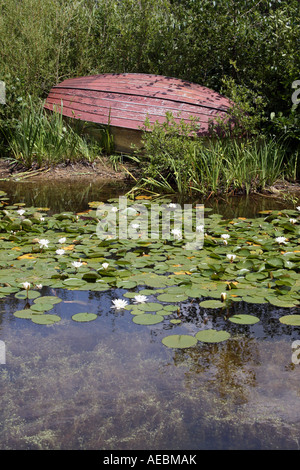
xmin=5 ymin=97 xmax=101 ymax=168
xmin=135 ymin=117 xmax=295 ymax=197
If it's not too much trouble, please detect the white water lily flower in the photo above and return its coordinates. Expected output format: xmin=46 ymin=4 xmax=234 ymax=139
xmin=40 ymin=217 xmax=45 ymax=222
xmin=168 ymin=203 xmax=177 ymax=208
xmin=226 ymin=254 xmax=236 ymax=261
xmin=171 ymin=228 xmax=182 ymax=239
xmin=196 ymin=225 xmax=204 ymax=232
xmin=17 ymin=209 xmax=25 ymax=216
xmin=38 ymin=239 xmax=49 ymax=248
xmin=58 ymin=237 xmax=66 ymax=244
xmin=289 ymin=218 xmax=297 ymax=224
xmin=296 ymin=206 xmax=300 ymax=212
xmin=72 ymin=261 xmax=83 ymax=268
xmin=56 ymin=249 xmax=65 ymax=256
xmin=221 ymin=234 xmax=230 ymax=239
xmin=111 ymin=206 xmax=118 ymax=212
xmin=275 ymin=236 xmax=287 ymax=244
xmin=22 ymin=282 xmax=31 ymax=290
xmin=102 ymin=262 xmax=109 ymax=269
xmin=134 ymin=294 xmax=148 ymax=304
xmin=36 ymin=284 xmax=43 ymax=290
xmin=131 ymin=223 xmax=140 ymax=229
xmin=111 ymin=299 xmax=128 ymax=310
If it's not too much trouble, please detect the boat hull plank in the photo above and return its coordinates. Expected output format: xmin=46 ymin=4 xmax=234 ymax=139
xmin=44 ymin=73 xmax=232 ymax=152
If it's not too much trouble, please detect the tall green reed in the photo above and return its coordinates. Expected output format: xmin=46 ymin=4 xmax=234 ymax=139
xmin=5 ymin=97 xmax=101 ymax=168
xmin=134 ymin=115 xmax=294 ymax=197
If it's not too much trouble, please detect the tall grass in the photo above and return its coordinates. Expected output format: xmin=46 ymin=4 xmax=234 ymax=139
xmin=133 ymin=116 xmax=297 ymax=197
xmin=4 ymin=97 xmax=102 ymax=168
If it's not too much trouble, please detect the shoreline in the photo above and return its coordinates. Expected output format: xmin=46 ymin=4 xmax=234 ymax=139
xmin=0 ymin=158 xmax=299 ymax=203
xmin=0 ymin=157 xmax=136 ymax=183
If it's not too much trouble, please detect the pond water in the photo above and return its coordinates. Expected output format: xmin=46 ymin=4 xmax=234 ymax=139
xmin=0 ymin=179 xmax=299 ymax=450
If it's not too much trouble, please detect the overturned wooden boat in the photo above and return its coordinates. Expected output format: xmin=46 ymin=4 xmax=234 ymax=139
xmin=44 ymin=73 xmax=233 ymax=153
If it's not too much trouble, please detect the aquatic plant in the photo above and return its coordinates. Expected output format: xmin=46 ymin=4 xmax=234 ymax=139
xmin=135 ymin=117 xmax=295 ymax=196
xmin=0 ymin=190 xmax=299 ymax=348
xmin=4 ymin=97 xmax=102 ymax=168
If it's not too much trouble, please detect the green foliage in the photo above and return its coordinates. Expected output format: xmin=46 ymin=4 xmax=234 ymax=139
xmin=0 ymin=0 xmax=300 ymax=172
xmin=3 ymin=97 xmax=102 ymax=168
xmin=134 ymin=114 xmax=295 ymax=196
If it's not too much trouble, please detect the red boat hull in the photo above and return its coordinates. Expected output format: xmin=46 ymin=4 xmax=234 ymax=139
xmin=44 ymin=73 xmax=232 ymax=152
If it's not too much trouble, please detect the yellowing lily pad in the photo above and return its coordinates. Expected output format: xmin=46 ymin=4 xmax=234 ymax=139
xmin=279 ymin=315 xmax=300 ymax=326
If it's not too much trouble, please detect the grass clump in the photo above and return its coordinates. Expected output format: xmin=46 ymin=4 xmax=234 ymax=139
xmin=132 ymin=113 xmax=298 ymax=197
xmin=3 ymin=97 xmax=103 ymax=169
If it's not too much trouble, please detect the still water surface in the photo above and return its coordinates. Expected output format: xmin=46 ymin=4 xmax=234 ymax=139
xmin=0 ymin=179 xmax=299 ymax=450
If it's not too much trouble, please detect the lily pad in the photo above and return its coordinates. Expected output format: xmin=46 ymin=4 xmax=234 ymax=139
xmin=199 ymin=299 xmax=224 ymax=309
xmin=156 ymin=293 xmax=188 ymax=302
xmin=266 ymin=297 xmax=298 ymax=308
xmin=13 ymin=309 xmax=34 ymax=319
xmin=132 ymin=314 xmax=164 ymax=325
xmin=71 ymin=312 xmax=98 ymax=322
xmin=279 ymin=315 xmax=300 ymax=326
xmin=161 ymin=334 xmax=197 ymax=349
xmin=228 ymin=314 xmax=260 ymax=325
xmin=62 ymin=278 xmax=87 ymax=288
xmin=30 ymin=303 xmax=54 ymax=312
xmin=195 ymin=329 xmax=231 ymax=343
xmin=138 ymin=302 xmax=163 ymax=311
xmin=31 ymin=314 xmax=61 ymax=325
xmin=15 ymin=290 xmax=41 ymax=300
xmin=34 ymin=296 xmax=62 ymax=305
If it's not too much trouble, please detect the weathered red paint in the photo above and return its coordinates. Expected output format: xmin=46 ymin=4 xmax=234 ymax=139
xmin=44 ymin=73 xmax=232 ymax=135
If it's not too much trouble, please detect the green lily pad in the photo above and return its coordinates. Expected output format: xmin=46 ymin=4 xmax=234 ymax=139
xmin=199 ymin=299 xmax=224 ymax=309
xmin=62 ymin=278 xmax=87 ymax=288
xmin=195 ymin=329 xmax=231 ymax=343
xmin=129 ymin=308 xmax=144 ymax=315
xmin=31 ymin=314 xmax=61 ymax=325
xmin=156 ymin=293 xmax=188 ymax=302
xmin=137 ymin=302 xmax=163 ymax=311
xmin=228 ymin=314 xmax=260 ymax=325
xmin=13 ymin=309 xmax=34 ymax=319
xmin=161 ymin=334 xmax=197 ymax=349
xmin=71 ymin=312 xmax=98 ymax=322
xmin=266 ymin=297 xmax=298 ymax=308
xmin=241 ymin=295 xmax=268 ymax=304
xmin=15 ymin=290 xmax=41 ymax=300
xmin=132 ymin=314 xmax=164 ymax=325
xmin=162 ymin=304 xmax=178 ymax=312
xmin=279 ymin=315 xmax=300 ymax=326
xmin=30 ymin=303 xmax=54 ymax=312
xmin=34 ymin=296 xmax=62 ymax=305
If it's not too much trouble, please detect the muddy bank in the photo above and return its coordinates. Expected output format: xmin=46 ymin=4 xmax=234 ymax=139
xmin=0 ymin=157 xmax=138 ymax=183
